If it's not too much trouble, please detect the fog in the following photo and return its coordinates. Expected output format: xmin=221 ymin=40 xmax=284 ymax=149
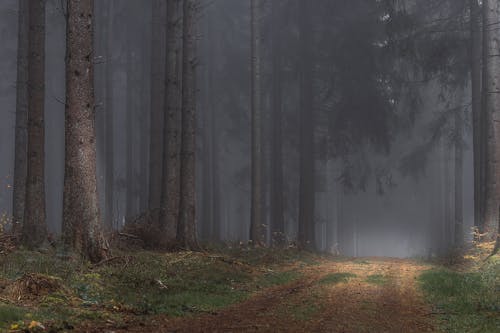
xmin=0 ymin=0 xmax=476 ymax=257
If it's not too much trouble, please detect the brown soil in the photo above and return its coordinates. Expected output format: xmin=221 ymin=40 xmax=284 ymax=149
xmin=77 ymin=257 xmax=439 ymax=333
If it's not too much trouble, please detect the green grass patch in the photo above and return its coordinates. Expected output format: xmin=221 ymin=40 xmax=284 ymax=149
xmin=319 ymin=272 xmax=356 ymax=285
xmin=418 ymin=261 xmax=500 ymax=333
xmin=258 ymin=270 xmax=302 ymax=288
xmin=365 ymin=274 xmax=388 ymax=285
xmin=0 ymin=304 xmax=26 ymax=329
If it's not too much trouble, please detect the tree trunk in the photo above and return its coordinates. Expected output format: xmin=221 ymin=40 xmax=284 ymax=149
xmin=270 ymin=0 xmax=285 ymax=247
xmin=22 ymin=0 xmax=47 ymax=248
xmin=455 ymin=110 xmax=464 ymax=246
xmin=470 ymin=0 xmax=484 ymax=232
xmin=159 ymin=0 xmax=183 ymax=246
xmin=125 ymin=50 xmax=135 ymax=222
xmin=297 ymin=0 xmax=315 ymax=250
xmin=482 ymin=0 xmax=500 ymax=239
xmin=104 ymin=0 xmax=115 ymax=230
xmin=177 ymin=0 xmax=199 ymax=250
xmin=63 ymin=0 xmax=107 ymax=263
xmin=149 ymin=0 xmax=166 ymax=223
xmin=12 ymin=0 xmax=29 ymax=234
xmin=249 ymin=0 xmax=264 ymax=246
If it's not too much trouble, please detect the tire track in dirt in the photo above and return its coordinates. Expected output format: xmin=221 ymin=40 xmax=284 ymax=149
xmin=78 ymin=258 xmax=439 ymax=333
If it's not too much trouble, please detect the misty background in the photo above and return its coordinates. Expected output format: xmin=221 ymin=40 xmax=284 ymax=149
xmin=0 ymin=0 xmax=474 ymax=257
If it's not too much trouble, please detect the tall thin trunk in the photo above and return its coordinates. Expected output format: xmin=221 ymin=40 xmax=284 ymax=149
xmin=297 ymin=0 xmax=315 ymax=250
xmin=270 ymin=0 xmax=285 ymax=246
xmin=249 ymin=0 xmax=263 ymax=245
xmin=22 ymin=0 xmax=47 ymax=248
xmin=159 ymin=0 xmax=183 ymax=246
xmin=63 ymin=0 xmax=107 ymax=263
xmin=470 ymin=0 xmax=484 ymax=232
xmin=104 ymin=0 xmax=115 ymax=229
xmin=178 ymin=0 xmax=199 ymax=250
xmin=12 ymin=0 xmax=29 ymax=234
xmin=455 ymin=110 xmax=464 ymax=246
xmin=149 ymin=0 xmax=166 ymax=222
xmin=126 ymin=50 xmax=135 ymax=222
xmin=482 ymin=0 xmax=500 ymax=238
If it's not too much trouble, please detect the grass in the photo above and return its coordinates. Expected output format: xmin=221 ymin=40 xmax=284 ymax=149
xmin=0 ymin=304 xmax=25 ymax=329
xmin=0 ymin=247 xmax=309 ymax=330
xmin=418 ymin=257 xmax=500 ymax=333
xmin=365 ymin=274 xmax=388 ymax=285
xmin=319 ymin=272 xmax=356 ymax=285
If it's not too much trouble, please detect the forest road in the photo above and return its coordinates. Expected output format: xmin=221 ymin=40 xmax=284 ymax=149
xmin=95 ymin=257 xmax=438 ymax=333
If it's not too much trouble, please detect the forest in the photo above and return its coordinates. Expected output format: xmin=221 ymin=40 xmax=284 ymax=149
xmin=0 ymin=0 xmax=498 ymax=332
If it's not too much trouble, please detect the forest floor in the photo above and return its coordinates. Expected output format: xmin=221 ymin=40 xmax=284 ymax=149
xmin=0 ymin=242 xmax=498 ymax=333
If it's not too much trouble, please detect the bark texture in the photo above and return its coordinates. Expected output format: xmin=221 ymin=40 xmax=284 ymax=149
xmin=12 ymin=0 xmax=29 ymax=234
xmin=250 ymin=0 xmax=264 ymax=245
xmin=470 ymin=0 xmax=484 ymax=232
xmin=297 ymin=0 xmax=316 ymax=250
xmin=22 ymin=0 xmax=47 ymax=248
xmin=159 ymin=0 xmax=183 ymax=246
xmin=63 ymin=0 xmax=107 ymax=263
xmin=270 ymin=0 xmax=285 ymax=246
xmin=177 ymin=0 xmax=199 ymax=250
xmin=483 ymin=0 xmax=500 ymax=238
xmin=149 ymin=0 xmax=166 ymax=222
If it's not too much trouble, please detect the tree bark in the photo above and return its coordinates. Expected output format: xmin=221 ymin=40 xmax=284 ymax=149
xmin=454 ymin=110 xmax=464 ymax=246
xmin=22 ymin=0 xmax=47 ymax=248
xmin=159 ymin=0 xmax=183 ymax=246
xmin=270 ymin=0 xmax=285 ymax=247
xmin=470 ymin=0 xmax=484 ymax=232
xmin=297 ymin=0 xmax=316 ymax=250
xmin=12 ymin=0 xmax=29 ymax=234
xmin=149 ymin=0 xmax=166 ymax=223
xmin=482 ymin=0 xmax=500 ymax=239
xmin=63 ymin=0 xmax=107 ymax=263
xmin=177 ymin=0 xmax=199 ymax=250
xmin=249 ymin=0 xmax=264 ymax=246
xmin=104 ymin=0 xmax=115 ymax=229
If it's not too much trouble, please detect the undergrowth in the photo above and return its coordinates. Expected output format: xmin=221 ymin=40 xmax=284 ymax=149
xmin=0 ymin=247 xmax=309 ymax=330
xmin=418 ymin=256 xmax=500 ymax=333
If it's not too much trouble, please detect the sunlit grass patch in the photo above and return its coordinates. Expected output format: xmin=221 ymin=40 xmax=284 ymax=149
xmin=319 ymin=272 xmax=356 ymax=285
xmin=365 ymin=274 xmax=388 ymax=285
xmin=419 ymin=261 xmax=500 ymax=333
xmin=258 ymin=270 xmax=302 ymax=288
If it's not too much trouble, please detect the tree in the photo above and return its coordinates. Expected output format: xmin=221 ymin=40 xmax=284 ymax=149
xmin=149 ymin=0 xmax=166 ymax=223
xmin=249 ymin=0 xmax=264 ymax=246
xmin=63 ymin=0 xmax=107 ymax=262
xmin=470 ymin=0 xmax=485 ymax=233
xmin=297 ymin=0 xmax=316 ymax=250
xmin=177 ymin=0 xmax=200 ymax=250
xmin=270 ymin=0 xmax=285 ymax=246
xmin=159 ymin=0 xmax=183 ymax=246
xmin=22 ymin=0 xmax=48 ymax=248
xmin=482 ymin=0 xmax=500 ymax=239
xmin=454 ymin=110 xmax=464 ymax=246
xmin=12 ymin=0 xmax=29 ymax=234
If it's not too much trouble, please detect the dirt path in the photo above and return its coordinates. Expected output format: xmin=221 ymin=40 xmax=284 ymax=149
xmin=82 ymin=258 xmax=438 ymax=333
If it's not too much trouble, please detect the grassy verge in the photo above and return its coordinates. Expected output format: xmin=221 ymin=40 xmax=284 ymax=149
xmin=0 ymin=247 xmax=311 ymax=331
xmin=418 ymin=256 xmax=500 ymax=333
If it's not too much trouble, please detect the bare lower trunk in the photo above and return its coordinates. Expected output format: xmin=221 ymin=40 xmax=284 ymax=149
xmin=178 ymin=0 xmax=199 ymax=250
xmin=63 ymin=0 xmax=107 ymax=263
xmin=250 ymin=0 xmax=264 ymax=246
xmin=454 ymin=110 xmax=464 ymax=246
xmin=159 ymin=0 xmax=183 ymax=246
xmin=22 ymin=0 xmax=47 ymax=248
xmin=149 ymin=0 xmax=166 ymax=223
xmin=297 ymin=0 xmax=315 ymax=250
xmin=104 ymin=0 xmax=115 ymax=229
xmin=270 ymin=0 xmax=285 ymax=247
xmin=12 ymin=0 xmax=29 ymax=234
xmin=483 ymin=0 xmax=500 ymax=239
